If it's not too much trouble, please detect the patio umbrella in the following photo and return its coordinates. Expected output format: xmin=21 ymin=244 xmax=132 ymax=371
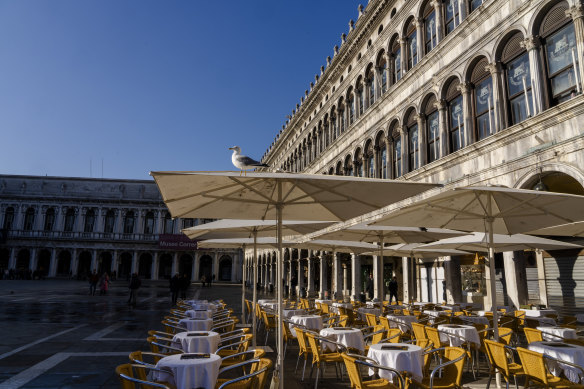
xmin=151 ymin=170 xmax=440 ymax=388
xmin=370 ymin=185 xmax=584 ymax=339
xmin=182 ymin=218 xmax=334 ymax=341
xmin=525 ymin=221 xmax=584 ymax=237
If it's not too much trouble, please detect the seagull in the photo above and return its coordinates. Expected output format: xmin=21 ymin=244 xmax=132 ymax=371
xmin=229 ymin=146 xmax=269 ymax=175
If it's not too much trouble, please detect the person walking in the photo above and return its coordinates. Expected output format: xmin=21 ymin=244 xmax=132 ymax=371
xmin=170 ymin=273 xmax=180 ymax=305
xmin=128 ymin=273 xmax=141 ymax=306
xmin=365 ymin=273 xmax=374 ymax=300
xmin=99 ymin=272 xmax=109 ymax=295
xmin=388 ymin=276 xmax=398 ymax=304
xmin=89 ymin=270 xmax=99 ymax=296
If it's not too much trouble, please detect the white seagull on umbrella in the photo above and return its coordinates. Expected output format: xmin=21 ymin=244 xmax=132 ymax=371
xmin=229 ymin=146 xmax=269 ymax=175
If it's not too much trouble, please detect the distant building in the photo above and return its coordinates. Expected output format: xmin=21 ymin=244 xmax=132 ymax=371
xmin=253 ymin=0 xmax=584 ymax=314
xmin=0 ymin=174 xmax=241 ymax=282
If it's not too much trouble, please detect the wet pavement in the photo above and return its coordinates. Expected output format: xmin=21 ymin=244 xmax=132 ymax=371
xmin=0 ymin=280 xmax=507 ymax=388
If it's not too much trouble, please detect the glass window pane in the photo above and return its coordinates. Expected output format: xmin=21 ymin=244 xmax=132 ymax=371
xmin=507 ymin=53 xmax=530 ymax=97
xmin=475 ymin=77 xmax=493 ymax=115
xmin=550 ymin=67 xmax=578 ymax=96
xmin=425 ymin=12 xmax=436 ymax=52
xmin=546 ymin=24 xmax=577 ymax=76
xmin=510 ymin=90 xmax=532 ymax=124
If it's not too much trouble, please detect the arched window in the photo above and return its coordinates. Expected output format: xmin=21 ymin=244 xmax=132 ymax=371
xmin=445 ymin=78 xmax=465 ymax=152
xmin=144 ymin=211 xmax=155 ymax=234
xmin=344 ymin=155 xmax=353 ymax=177
xmin=366 ymin=67 xmax=375 ymax=107
xmin=354 ymin=149 xmax=364 ymax=177
xmin=103 ymin=210 xmax=115 ymax=233
xmin=84 ymin=209 xmax=95 ymax=233
xmin=364 ymin=143 xmax=375 ymax=178
xmin=328 ymin=167 xmax=334 ymax=175
xmin=391 ymin=36 xmax=402 ymax=82
xmin=445 ymin=0 xmax=462 ymax=35
xmin=356 ymin=78 xmax=365 ymax=114
xmin=405 ymin=110 xmax=419 ymax=172
xmin=123 ymin=211 xmax=135 ymax=234
xmin=335 ymin=161 xmax=343 ymax=175
xmin=23 ymin=207 xmax=35 ymax=231
xmin=331 ymin=109 xmax=338 ymax=140
xmin=469 ymin=0 xmax=484 ymax=14
xmin=541 ymin=2 xmax=580 ymax=105
xmin=338 ymin=99 xmax=346 ymax=133
xmin=377 ymin=53 xmax=388 ymax=93
xmin=3 ymin=207 xmax=14 ymax=230
xmin=44 ymin=208 xmax=55 ymax=231
xmin=423 ymin=2 xmax=437 ymax=53
xmin=405 ymin=18 xmax=418 ymax=71
xmin=391 ymin=126 xmax=402 ymax=178
xmin=471 ymin=57 xmax=495 ymax=140
xmin=64 ymin=208 xmax=76 ymax=232
xmin=424 ymin=95 xmax=440 ymax=163
xmin=501 ymin=32 xmax=532 ymax=125
xmin=163 ymin=212 xmax=173 ymax=234
xmin=323 ymin=115 xmax=330 ymax=146
xmin=376 ymin=133 xmax=388 ymax=179
xmin=347 ymin=89 xmax=355 ymax=124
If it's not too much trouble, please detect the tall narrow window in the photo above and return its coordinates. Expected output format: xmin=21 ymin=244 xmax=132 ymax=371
xmin=163 ymin=212 xmax=174 ymax=234
xmin=392 ymin=39 xmax=402 ymax=82
xmin=123 ymin=211 xmax=135 ymax=234
xmin=379 ymin=142 xmax=388 ymax=179
xmin=348 ymin=92 xmax=355 ymax=124
xmin=357 ymin=80 xmax=365 ymax=114
xmin=84 ymin=209 xmax=95 ymax=233
xmin=377 ymin=55 xmax=388 ymax=93
xmin=408 ymin=124 xmax=419 ymax=171
xmin=24 ymin=208 xmax=35 ymax=231
xmin=541 ymin=4 xmax=580 ymax=105
xmin=405 ymin=19 xmax=418 ymax=70
xmin=445 ymin=0 xmax=461 ymax=35
xmin=338 ymin=103 xmax=345 ymax=133
xmin=331 ymin=111 xmax=338 ymax=139
xmin=368 ymin=154 xmax=374 ymax=177
xmin=469 ymin=0 xmax=484 ymax=14
xmin=424 ymin=3 xmax=437 ymax=53
xmin=471 ymin=58 xmax=494 ymax=140
xmin=366 ymin=69 xmax=375 ymax=107
xmin=449 ymin=94 xmax=464 ymax=152
xmin=64 ymin=208 xmax=76 ymax=232
xmin=144 ymin=211 xmax=155 ymax=234
xmin=104 ymin=210 xmax=115 ymax=233
xmin=394 ymin=136 xmax=402 ymax=177
xmin=3 ymin=207 xmax=14 ymax=230
xmin=502 ymin=33 xmax=532 ymax=125
xmin=44 ymin=208 xmax=55 ymax=231
xmin=344 ymin=156 xmax=353 ymax=177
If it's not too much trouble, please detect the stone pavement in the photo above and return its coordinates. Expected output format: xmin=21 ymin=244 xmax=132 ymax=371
xmin=0 ymin=279 xmax=512 ymax=388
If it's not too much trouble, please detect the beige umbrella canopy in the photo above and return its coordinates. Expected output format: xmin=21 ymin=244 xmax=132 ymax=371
xmin=197 ymin=237 xmax=297 ymax=249
xmin=371 ymin=185 xmax=584 ymax=339
xmin=299 ymin=239 xmax=380 ymax=253
xmin=151 ymin=170 xmax=440 ymax=388
xmin=311 ymin=223 xmax=467 ymax=243
xmin=420 ymin=232 xmax=582 ymax=252
xmin=526 ymin=221 xmax=584 ymax=237
xmin=376 ymin=243 xmax=471 ymax=258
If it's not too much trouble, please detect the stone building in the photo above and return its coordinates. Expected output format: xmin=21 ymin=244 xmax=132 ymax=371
xmin=252 ymin=0 xmax=584 ymax=314
xmin=0 ymin=174 xmax=241 ymax=282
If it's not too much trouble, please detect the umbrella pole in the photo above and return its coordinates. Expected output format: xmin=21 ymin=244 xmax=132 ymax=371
xmin=252 ymin=231 xmax=258 ymax=347
xmin=242 ymin=244 xmax=246 ymax=325
xmin=276 ymin=183 xmax=284 ymax=389
xmin=486 ymin=195 xmax=499 ymax=342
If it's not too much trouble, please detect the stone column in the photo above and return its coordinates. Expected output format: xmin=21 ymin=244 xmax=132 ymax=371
xmin=114 ymin=209 xmax=122 ymax=234
xmin=213 ymin=251 xmax=219 ymax=279
xmin=415 ymin=17 xmax=423 ymax=63
xmin=96 ymin=208 xmax=104 ymax=234
xmin=401 ymin=126 xmax=409 ymax=173
xmin=288 ymin=256 xmax=293 ymax=296
xmin=136 ymin=210 xmax=144 ymax=235
xmin=319 ymin=254 xmax=328 ymax=299
xmin=91 ymin=249 xmax=98 ymax=272
xmin=71 ymin=248 xmax=78 ymax=276
xmin=399 ymin=38 xmax=407 ymax=75
xmin=49 ymin=248 xmax=57 ymax=277
xmin=8 ymin=247 xmax=16 ymax=270
xmin=193 ymin=252 xmax=200 ymax=281
xmin=431 ymin=0 xmax=444 ymax=43
xmin=151 ymin=252 xmax=159 ymax=280
xmin=457 ymin=82 xmax=473 ymax=146
xmin=521 ymin=36 xmax=545 ymax=115
xmin=332 ymin=252 xmax=342 ymax=299
xmin=171 ymin=252 xmax=178 ymax=275
xmin=231 ymin=252 xmax=238 ymax=282
xmin=30 ymin=248 xmax=37 ymax=271
xmin=298 ymin=255 xmax=305 ymax=297
xmin=15 ymin=205 xmax=25 ymax=230
xmin=567 ymin=5 xmax=584 ymax=92
xmin=385 ymin=138 xmax=393 ymax=179
xmin=307 ymin=251 xmax=315 ymax=297
xmin=443 ymin=256 xmax=462 ymax=304
xmin=485 ymin=62 xmax=504 ymax=133
xmin=415 ymin=114 xmax=427 ymax=167
xmin=373 ymin=255 xmax=384 ymax=300
xmin=131 ymin=251 xmax=138 ymax=274
xmin=503 ymin=251 xmax=529 ymax=310
xmin=435 ymin=99 xmax=448 ymax=158
xmin=536 ymin=251 xmax=548 ymax=306
xmin=342 ymin=263 xmax=349 ymax=298
xmin=402 ymin=257 xmax=412 ymax=302
xmin=112 ymin=250 xmax=118 ymax=274
xmin=350 ymin=254 xmax=362 ymax=301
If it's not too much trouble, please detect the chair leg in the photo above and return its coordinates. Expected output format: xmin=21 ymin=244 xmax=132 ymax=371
xmin=265 ymin=330 xmax=269 ymax=345
xmin=314 ymin=364 xmax=320 ymax=389
xmin=295 ymin=354 xmax=301 ymax=373
xmin=302 ymin=359 xmax=307 ymax=381
xmin=486 ymin=372 xmax=493 ymax=389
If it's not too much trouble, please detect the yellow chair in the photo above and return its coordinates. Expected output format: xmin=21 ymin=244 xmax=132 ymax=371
xmin=363 ymin=325 xmax=386 ymax=353
xmin=517 ymin=347 xmax=584 ymax=388
xmin=261 ymin=311 xmax=277 ymax=345
xmin=378 ymin=316 xmax=391 ymax=332
xmin=347 ymin=308 xmax=367 ymax=327
xmin=295 ymin=328 xmax=313 ymax=381
xmin=220 ymin=348 xmax=265 ymax=369
xmin=380 ymin=328 xmax=402 ymax=344
xmin=425 ymin=326 xmax=448 ymax=350
xmin=129 ymin=350 xmax=167 ymax=368
xmin=365 ymin=313 xmax=378 ymax=327
xmin=146 ymin=336 xmax=183 ymax=355
xmin=215 ymin=358 xmax=273 ymax=389
xmin=217 ymin=334 xmax=253 ymax=359
xmin=116 ymin=363 xmax=176 ymax=389
xmin=411 ymin=346 xmax=467 ymax=389
xmin=305 ymin=332 xmax=343 ymax=389
xmin=484 ymin=339 xmax=525 ymax=389
xmin=341 ymin=353 xmax=402 ymax=389
xmin=523 ymin=328 xmax=543 ymax=343
xmin=412 ymin=322 xmax=428 ymax=341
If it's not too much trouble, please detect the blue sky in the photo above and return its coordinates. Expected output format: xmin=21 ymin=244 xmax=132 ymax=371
xmin=0 ymin=1 xmax=360 ymax=179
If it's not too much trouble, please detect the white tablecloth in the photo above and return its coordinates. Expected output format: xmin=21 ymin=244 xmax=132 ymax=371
xmin=537 ymin=326 xmax=578 ymax=342
xmin=386 ymin=315 xmax=417 ymax=333
xmin=289 ymin=315 xmax=323 ymax=337
xmin=179 ymin=318 xmax=213 ymax=332
xmin=185 ymin=309 xmax=213 ymax=319
xmin=186 ymin=299 xmax=208 ymax=305
xmin=191 ymin=303 xmax=218 ymax=313
xmin=528 ymin=317 xmax=557 ymax=326
xmin=283 ymin=309 xmax=306 ymax=318
xmin=524 ymin=309 xmax=558 ymax=318
xmin=440 ymin=305 xmax=462 ymax=312
xmin=173 ymin=331 xmax=221 ymax=354
xmin=262 ymin=302 xmax=280 ymax=311
xmin=154 ymin=353 xmax=222 ymax=389
xmin=367 ymin=343 xmax=423 ymax=381
xmin=315 ymin=299 xmax=333 ymax=305
xmin=461 ymin=316 xmax=490 ymax=326
xmin=258 ymin=299 xmax=277 ymax=306
xmin=424 ymin=310 xmax=449 ymax=318
xmin=356 ymin=308 xmax=381 ymax=321
xmin=438 ymin=324 xmax=480 ymax=346
xmin=529 ymin=341 xmax=584 ymax=383
xmin=576 ymin=314 xmax=584 ymax=323
xmin=320 ymin=327 xmax=365 ymax=352
xmin=331 ymin=302 xmax=352 ymax=314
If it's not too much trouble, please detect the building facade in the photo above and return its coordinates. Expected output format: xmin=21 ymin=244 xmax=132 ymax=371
xmin=256 ymin=0 xmax=584 ymax=314
xmin=0 ymin=175 xmax=241 ymax=282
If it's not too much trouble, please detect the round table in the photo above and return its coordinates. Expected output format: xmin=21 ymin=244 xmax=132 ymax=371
xmin=173 ymin=331 xmax=221 ymax=354
xmin=289 ymin=315 xmax=323 ymax=337
xmin=424 ymin=310 xmax=449 ymax=318
xmin=366 ymin=343 xmax=423 ymax=381
xmin=283 ymin=309 xmax=306 ymax=318
xmin=320 ymin=327 xmax=365 ymax=352
xmin=529 ymin=341 xmax=584 ymax=383
xmin=179 ymin=318 xmax=213 ymax=332
xmin=262 ymin=302 xmax=280 ymax=311
xmin=191 ymin=303 xmax=218 ymax=312
xmin=315 ymin=299 xmax=333 ymax=305
xmin=357 ymin=308 xmax=381 ymax=321
xmin=386 ymin=315 xmax=417 ymax=333
xmin=537 ymin=326 xmax=578 ymax=342
xmin=154 ymin=353 xmax=222 ymax=389
xmin=524 ymin=309 xmax=557 ymax=318
xmin=528 ymin=317 xmax=557 ymax=326
xmin=461 ymin=316 xmax=490 ymax=326
xmin=186 ymin=299 xmax=208 ymax=305
xmin=437 ymin=324 xmax=480 ymax=347
xmin=258 ymin=299 xmax=277 ymax=306
xmin=185 ymin=309 xmax=213 ymax=319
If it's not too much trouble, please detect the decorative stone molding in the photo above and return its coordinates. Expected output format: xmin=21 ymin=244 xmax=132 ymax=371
xmin=520 ymin=36 xmax=540 ymax=51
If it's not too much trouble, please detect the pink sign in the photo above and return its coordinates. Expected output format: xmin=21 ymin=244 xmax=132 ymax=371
xmin=158 ymin=234 xmax=198 ymax=250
